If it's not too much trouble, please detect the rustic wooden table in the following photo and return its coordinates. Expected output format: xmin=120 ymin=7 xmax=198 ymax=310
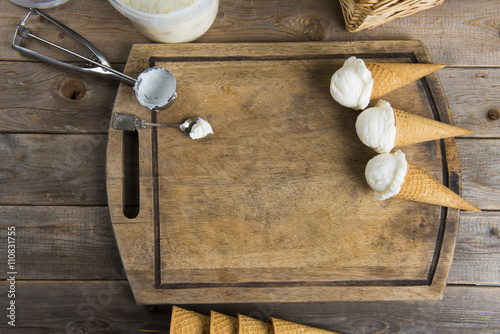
xmin=1 ymin=0 xmax=499 ymax=333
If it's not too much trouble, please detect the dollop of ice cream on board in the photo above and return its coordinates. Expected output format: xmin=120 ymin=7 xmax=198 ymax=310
xmin=365 ymin=150 xmax=407 ymax=200
xmin=189 ymin=118 xmax=213 ymax=140
xmin=330 ymin=56 xmax=374 ymax=110
xmin=355 ymin=100 xmax=396 ymax=153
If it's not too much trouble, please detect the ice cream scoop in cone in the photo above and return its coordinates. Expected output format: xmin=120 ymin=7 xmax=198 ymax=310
xmin=170 ymin=306 xmax=210 ymax=334
xmin=238 ymin=314 xmax=272 ymax=334
xmin=396 ymin=162 xmax=480 ymax=212
xmin=210 ymin=311 xmax=238 ymax=334
xmin=356 ymin=100 xmax=472 ymax=153
xmin=270 ymin=317 xmax=343 ymax=334
xmin=393 ymin=108 xmax=472 ymax=147
xmin=366 ymin=62 xmax=445 ymax=101
xmin=365 ymin=151 xmax=480 ymax=212
xmin=330 ymin=57 xmax=444 ymax=110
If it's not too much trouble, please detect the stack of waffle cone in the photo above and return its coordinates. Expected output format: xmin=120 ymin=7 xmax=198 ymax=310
xmin=269 ymin=317 xmax=342 ymax=334
xmin=170 ymin=308 xmax=345 ymax=334
xmin=393 ymin=108 xmax=472 ymax=147
xmin=210 ymin=311 xmax=238 ymax=334
xmin=366 ymin=62 xmax=445 ymax=101
xmin=238 ymin=314 xmax=272 ymax=334
xmin=170 ymin=306 xmax=210 ymax=334
xmin=395 ymin=162 xmax=480 ymax=212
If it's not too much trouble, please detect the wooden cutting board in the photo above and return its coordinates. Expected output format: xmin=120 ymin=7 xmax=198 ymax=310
xmin=106 ymin=41 xmax=461 ymax=304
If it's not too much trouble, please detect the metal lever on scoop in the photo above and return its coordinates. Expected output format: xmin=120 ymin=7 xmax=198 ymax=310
xmin=12 ymin=8 xmax=136 ymax=85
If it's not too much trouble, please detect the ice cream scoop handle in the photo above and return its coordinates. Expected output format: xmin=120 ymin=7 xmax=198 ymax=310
xmin=139 ymin=121 xmax=179 ymax=129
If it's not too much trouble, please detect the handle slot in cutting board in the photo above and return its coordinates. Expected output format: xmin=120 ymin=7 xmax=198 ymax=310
xmin=122 ymin=130 xmax=140 ymax=219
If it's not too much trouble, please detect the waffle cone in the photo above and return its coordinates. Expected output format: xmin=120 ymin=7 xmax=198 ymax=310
xmin=366 ymin=62 xmax=445 ymax=100
xmin=269 ymin=317 xmax=342 ymax=334
xmin=170 ymin=306 xmax=210 ymax=334
xmin=238 ymin=314 xmax=272 ymax=334
xmin=395 ymin=162 xmax=480 ymax=212
xmin=210 ymin=311 xmax=238 ymax=334
xmin=394 ymin=108 xmax=472 ymax=147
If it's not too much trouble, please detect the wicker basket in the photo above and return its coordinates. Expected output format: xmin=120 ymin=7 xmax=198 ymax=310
xmin=340 ymin=0 xmax=444 ymax=32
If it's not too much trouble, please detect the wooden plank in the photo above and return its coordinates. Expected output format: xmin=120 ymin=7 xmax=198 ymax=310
xmin=440 ymin=68 xmax=500 ymax=138
xmin=3 ymin=0 xmax=499 ymax=66
xmin=0 ymin=282 xmax=499 ymax=333
xmin=456 ymin=139 xmax=500 ymax=211
xmin=0 ymin=133 xmax=107 ymax=206
xmin=1 ymin=65 xmax=498 ymax=136
xmin=0 ymin=62 xmax=118 ymax=133
xmin=2 ymin=65 xmax=498 ymax=137
xmin=0 ymin=206 xmax=124 ymax=280
xmin=11 ymin=136 xmax=497 ymax=212
xmin=0 ymin=125 xmax=489 ymax=213
xmin=448 ymin=211 xmax=500 ymax=286
xmin=0 ymin=207 xmax=496 ymax=285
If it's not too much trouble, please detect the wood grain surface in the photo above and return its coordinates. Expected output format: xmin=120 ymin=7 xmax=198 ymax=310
xmin=0 ymin=62 xmax=118 ymax=133
xmin=106 ymin=41 xmax=461 ymax=304
xmin=0 ymin=134 xmax=107 ymax=205
xmin=1 ymin=0 xmax=499 ymax=332
xmin=448 ymin=211 xmax=500 ymax=286
xmin=457 ymin=139 xmax=500 ymax=211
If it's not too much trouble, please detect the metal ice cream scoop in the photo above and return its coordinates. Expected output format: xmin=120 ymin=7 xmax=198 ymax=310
xmin=112 ymin=113 xmax=198 ymax=136
xmin=12 ymin=8 xmax=177 ymax=110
